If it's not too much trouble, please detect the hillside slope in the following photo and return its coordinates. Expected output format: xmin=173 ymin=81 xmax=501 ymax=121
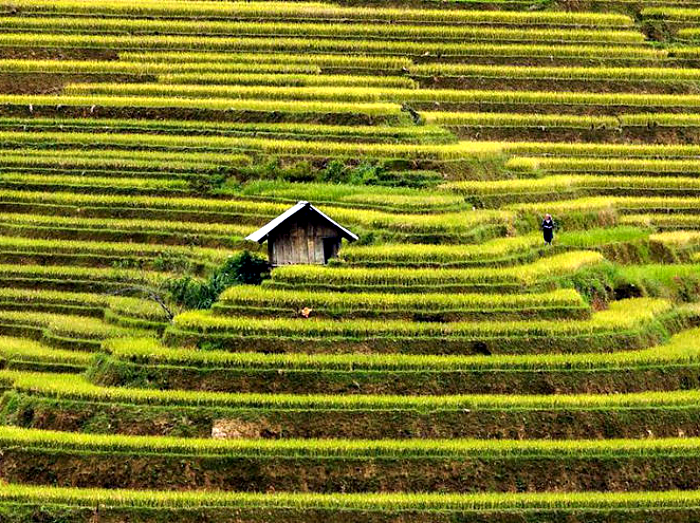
xmin=0 ymin=0 xmax=699 ymax=521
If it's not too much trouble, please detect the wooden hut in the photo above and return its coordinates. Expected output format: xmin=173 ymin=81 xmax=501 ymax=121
xmin=245 ymin=201 xmax=359 ymax=266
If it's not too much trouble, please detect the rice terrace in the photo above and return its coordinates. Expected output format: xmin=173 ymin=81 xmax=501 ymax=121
xmin=4 ymin=0 xmax=700 ymax=521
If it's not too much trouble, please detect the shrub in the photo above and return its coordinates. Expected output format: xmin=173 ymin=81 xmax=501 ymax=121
xmin=167 ymin=251 xmax=269 ymax=310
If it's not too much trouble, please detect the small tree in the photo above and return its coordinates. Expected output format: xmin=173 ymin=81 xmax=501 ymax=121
xmin=166 ymin=250 xmax=270 ymax=310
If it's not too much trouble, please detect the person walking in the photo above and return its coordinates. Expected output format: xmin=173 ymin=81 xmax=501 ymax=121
xmin=542 ymin=213 xmax=555 ymax=245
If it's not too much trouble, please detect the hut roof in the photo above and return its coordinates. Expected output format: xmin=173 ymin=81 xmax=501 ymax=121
xmin=245 ymin=201 xmax=359 ymax=244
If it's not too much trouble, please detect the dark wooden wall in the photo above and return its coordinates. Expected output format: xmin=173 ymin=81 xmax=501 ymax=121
xmin=269 ymin=212 xmax=342 ymax=265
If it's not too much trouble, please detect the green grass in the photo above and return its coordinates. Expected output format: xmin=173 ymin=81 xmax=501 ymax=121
xmin=0 ymin=129 xmax=499 ymax=161
xmin=8 ymin=424 xmax=700 ymax=459
xmin=105 ymin=325 xmax=700 ymax=373
xmin=121 ymin=52 xmax=413 ymax=71
xmin=2 ymin=483 xmax=700 ymax=512
xmin=0 ymin=33 xmax=664 ymax=60
xmin=445 ymin=175 xmax=700 ymax=201
xmin=414 ymin=64 xmax=700 ymax=81
xmin=172 ymin=297 xmax=670 ymax=339
xmin=0 ymin=235 xmax=234 ymax=263
xmin=269 ymin=251 xmax=604 ymax=287
xmin=69 ymin=84 xmax=700 ymax=109
xmin=0 ymin=288 xmax=165 ymax=321
xmin=0 ymin=0 xmax=634 ymax=26
xmin=238 ymin=181 xmax=466 ymax=212
xmin=339 ymin=235 xmax=543 ymax=265
xmin=0 ymin=212 xmax=254 ymax=241
xmin=214 ymin=286 xmax=587 ymax=319
xmin=0 ymin=58 xmax=322 ymax=75
xmin=0 ymin=93 xmax=405 ymax=119
xmin=159 ymin=72 xmax=417 ymax=89
xmin=423 ymin=112 xmax=619 ymax=129
xmin=507 ymin=156 xmax=700 ymax=175
xmin=503 ymin=142 xmax=700 ymax=158
xmin=0 ymin=310 xmax=141 ymax=341
xmin=0 ymin=336 xmax=92 ymax=367
xmin=0 ymin=17 xmax=646 ymax=44
xmin=0 ymin=117 xmax=450 ymax=144
xmin=14 ymin=360 xmax=700 ymax=409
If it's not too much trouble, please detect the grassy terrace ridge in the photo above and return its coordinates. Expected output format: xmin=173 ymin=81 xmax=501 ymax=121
xmin=213 ymin=286 xmax=588 ymax=320
xmin=337 ymin=234 xmax=545 ymax=266
xmin=74 ymin=84 xmax=700 ymax=108
xmin=0 ymin=34 xmax=664 ymax=60
xmin=0 ymin=0 xmax=635 ymax=26
xmin=0 ymin=235 xmax=235 ymax=263
xmin=0 ymin=192 xmax=513 ymax=239
xmin=121 ymin=51 xmax=414 ymax=69
xmin=13 ymin=424 xmax=700 ymax=459
xmin=0 ymin=118 xmax=452 ymax=144
xmin=0 ymin=336 xmax=91 ymax=368
xmin=96 ymin=327 xmax=700 ymax=394
xmin=0 ymin=288 xmax=166 ymax=320
xmin=443 ymin=176 xmax=700 ymax=204
xmin=0 ymin=94 xmax=408 ymax=125
xmin=15 ymin=364 xmax=700 ymax=411
xmin=0 ymin=129 xmax=497 ymax=161
xmin=507 ymin=156 xmax=700 ymax=174
xmin=413 ymin=63 xmax=700 ymax=80
xmin=0 ymin=212 xmax=254 ymax=248
xmin=167 ymin=298 xmax=678 ymax=355
xmin=502 ymin=142 xmax=700 ymax=158
xmin=4 ymin=483 xmax=700 ymax=513
xmin=0 ymin=19 xmax=647 ymax=44
xmin=0 ymin=309 xmax=144 ymax=342
xmin=238 ymin=182 xmax=467 ymax=212
xmin=0 ymin=148 xmax=252 ymax=172
xmin=0 ymin=58 xmax=326 ymax=75
xmin=106 ymin=329 xmax=700 ymax=372
xmin=337 ymin=229 xmax=650 ymax=267
xmin=266 ymin=251 xmax=604 ymax=289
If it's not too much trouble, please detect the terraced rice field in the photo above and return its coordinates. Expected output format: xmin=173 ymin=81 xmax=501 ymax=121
xmin=0 ymin=0 xmax=700 ymax=521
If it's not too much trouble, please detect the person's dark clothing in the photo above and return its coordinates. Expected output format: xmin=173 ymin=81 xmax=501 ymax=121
xmin=542 ymin=218 xmax=555 ymax=244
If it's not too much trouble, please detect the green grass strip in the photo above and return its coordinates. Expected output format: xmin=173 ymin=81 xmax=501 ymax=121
xmin=507 ymin=156 xmax=700 ymax=174
xmin=0 ymin=93 xmax=403 ymax=116
xmin=0 ymin=33 xmax=664 ymax=59
xmin=502 ymin=141 xmax=700 ymax=158
xmin=270 ymin=251 xmax=604 ymax=286
xmin=0 ymin=18 xmax=646 ymax=44
xmin=0 ymin=483 xmax=697 ymax=511
xmin=0 ymin=0 xmax=633 ymax=26
xmin=0 ymin=336 xmax=91 ymax=366
xmin=339 ymin=235 xmax=542 ymax=264
xmin=13 ymin=356 xmax=700 ymax=409
xmin=121 ymin=51 xmax=412 ymax=70
xmin=0 ymin=128 xmax=499 ymax=160
xmin=238 ymin=181 xmax=465 ymax=212
xmin=159 ymin=72 xmax=417 ymax=89
xmin=173 ymin=297 xmax=669 ymax=338
xmin=0 ymin=58 xmax=321 ymax=75
xmin=6 ymin=424 xmax=700 ymax=458
xmin=216 ymin=286 xmax=585 ymax=314
xmin=68 ymin=83 xmax=700 ymax=108
xmin=445 ymin=175 xmax=700 ymax=196
xmin=414 ymin=63 xmax=700 ymax=81
xmin=0 ymin=310 xmax=141 ymax=340
xmin=106 ymin=325 xmax=700 ymax=372
xmin=0 ymin=212 xmax=255 ymax=238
